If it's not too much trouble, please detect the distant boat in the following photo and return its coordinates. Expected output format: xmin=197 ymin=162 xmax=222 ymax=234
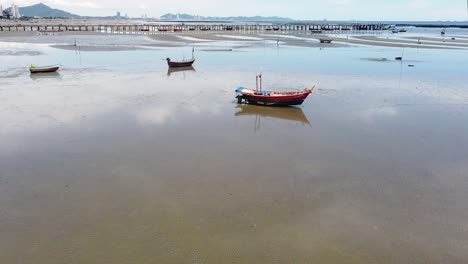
xmin=235 ymin=74 xmax=314 ymax=106
xmin=166 ymin=58 xmax=195 ymax=67
xmin=29 ymin=64 xmax=60 ymax=73
xmin=399 ymin=29 xmax=407 ymax=33
xmin=173 ymin=28 xmax=183 ymax=32
xmin=140 ymin=28 xmax=150 ymax=32
xmin=395 ymin=57 xmax=403 ymax=60
xmin=392 ymin=30 xmax=399 ymax=33
xmin=167 ymin=47 xmax=196 ymax=67
xmin=265 ymin=26 xmax=273 ymax=31
xmin=310 ymin=30 xmax=322 ymax=33
xmin=319 ymin=38 xmax=333 ymax=43
xmin=273 ymin=26 xmax=280 ymax=31
xmin=441 ymin=29 xmax=446 ymax=35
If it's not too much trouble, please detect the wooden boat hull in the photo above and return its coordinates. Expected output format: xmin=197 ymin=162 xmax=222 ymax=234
xmin=236 ymin=87 xmax=313 ymax=106
xmin=166 ymin=58 xmax=196 ymax=67
xmin=30 ymin=65 xmax=60 ymax=73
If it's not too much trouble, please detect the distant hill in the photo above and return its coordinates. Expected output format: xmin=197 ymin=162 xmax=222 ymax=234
xmin=160 ymin=13 xmax=294 ymax=22
xmin=161 ymin=13 xmax=195 ymax=20
xmin=16 ymin=3 xmax=79 ymax=18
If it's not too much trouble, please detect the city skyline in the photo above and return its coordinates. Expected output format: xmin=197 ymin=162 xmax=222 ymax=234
xmin=0 ymin=0 xmax=468 ymax=21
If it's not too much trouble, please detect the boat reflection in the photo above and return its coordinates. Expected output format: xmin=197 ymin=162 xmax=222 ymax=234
xmin=167 ymin=66 xmax=196 ymax=76
xmin=235 ymin=104 xmax=311 ymax=132
xmin=29 ymin=72 xmax=62 ymax=81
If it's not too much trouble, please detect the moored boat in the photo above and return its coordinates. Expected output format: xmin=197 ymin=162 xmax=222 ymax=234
xmin=235 ymin=75 xmax=314 ymax=106
xmin=166 ymin=58 xmax=196 ymax=67
xmin=166 ymin=48 xmax=196 ymax=67
xmin=29 ymin=64 xmax=60 ymax=73
xmin=319 ymin=38 xmax=333 ymax=43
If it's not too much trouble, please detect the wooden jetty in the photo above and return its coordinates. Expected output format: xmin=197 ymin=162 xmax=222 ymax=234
xmin=0 ymin=23 xmax=388 ymax=33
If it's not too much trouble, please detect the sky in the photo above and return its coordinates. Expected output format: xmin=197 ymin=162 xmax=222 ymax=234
xmin=1 ymin=0 xmax=468 ymax=21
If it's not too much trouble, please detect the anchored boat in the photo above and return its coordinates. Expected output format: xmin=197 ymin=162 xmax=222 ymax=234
xmin=166 ymin=57 xmax=195 ymax=67
xmin=166 ymin=48 xmax=196 ymax=67
xmin=236 ymin=74 xmax=314 ymax=106
xmin=29 ymin=64 xmax=60 ymax=73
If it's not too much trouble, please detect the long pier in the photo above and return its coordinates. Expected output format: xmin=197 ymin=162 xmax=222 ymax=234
xmin=0 ymin=23 xmax=387 ymax=33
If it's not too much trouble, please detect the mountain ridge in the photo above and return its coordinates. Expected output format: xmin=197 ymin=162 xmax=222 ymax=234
xmin=13 ymin=3 xmax=80 ymax=18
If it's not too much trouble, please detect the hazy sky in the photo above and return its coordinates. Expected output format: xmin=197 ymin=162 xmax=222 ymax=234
xmin=2 ymin=0 xmax=468 ymax=21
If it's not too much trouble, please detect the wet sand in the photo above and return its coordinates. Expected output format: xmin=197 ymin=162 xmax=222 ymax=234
xmin=1 ymin=33 xmax=468 ymax=263
xmin=2 ymin=30 xmax=468 ymax=50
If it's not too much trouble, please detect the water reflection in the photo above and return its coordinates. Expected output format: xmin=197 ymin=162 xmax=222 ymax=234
xmin=235 ymin=104 xmax=311 ymax=132
xmin=29 ymin=72 xmax=62 ymax=81
xmin=167 ymin=66 xmax=196 ymax=76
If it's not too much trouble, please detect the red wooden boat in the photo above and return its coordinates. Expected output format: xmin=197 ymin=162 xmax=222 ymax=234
xmin=29 ymin=64 xmax=60 ymax=73
xmin=236 ymin=75 xmax=314 ymax=106
xmin=166 ymin=57 xmax=196 ymax=67
xmin=166 ymin=48 xmax=196 ymax=67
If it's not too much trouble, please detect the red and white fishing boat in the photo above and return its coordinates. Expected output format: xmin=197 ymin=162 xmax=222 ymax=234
xmin=236 ymin=74 xmax=314 ymax=106
xmin=29 ymin=64 xmax=60 ymax=73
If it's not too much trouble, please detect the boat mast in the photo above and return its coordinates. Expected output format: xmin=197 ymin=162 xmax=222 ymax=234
xmin=259 ymin=74 xmax=262 ymax=92
xmin=256 ymin=75 xmax=259 ymax=92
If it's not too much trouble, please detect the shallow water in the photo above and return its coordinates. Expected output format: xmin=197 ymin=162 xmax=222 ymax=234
xmin=1 ymin=38 xmax=468 ymax=263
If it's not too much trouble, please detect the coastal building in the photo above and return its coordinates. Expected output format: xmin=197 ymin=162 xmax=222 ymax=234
xmin=10 ymin=4 xmax=20 ymax=18
xmin=116 ymin=11 xmax=120 ymax=18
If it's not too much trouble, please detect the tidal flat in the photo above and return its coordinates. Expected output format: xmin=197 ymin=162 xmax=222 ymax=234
xmin=1 ymin=31 xmax=468 ymax=263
